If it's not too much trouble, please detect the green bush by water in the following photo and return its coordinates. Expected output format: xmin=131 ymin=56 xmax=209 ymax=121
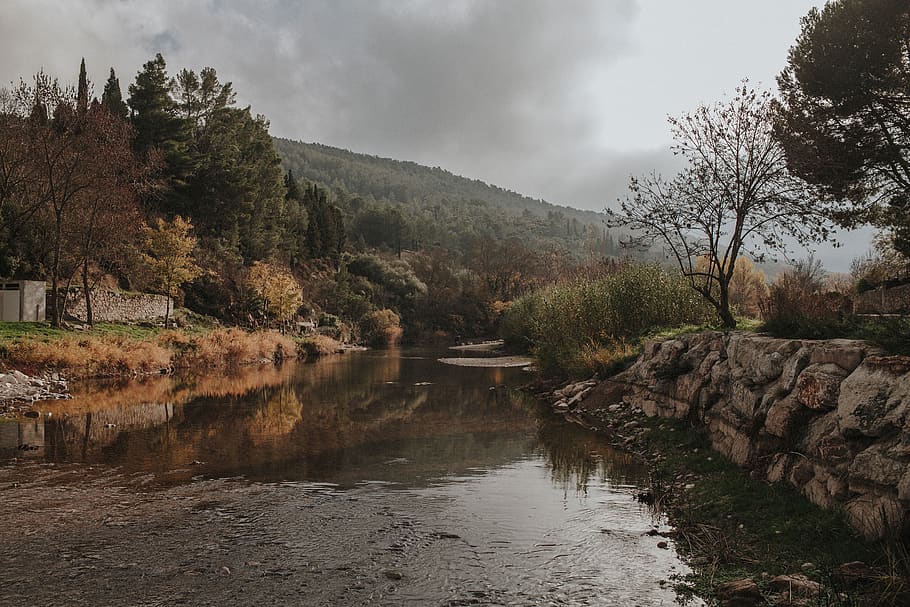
xmin=500 ymin=264 xmax=713 ymax=375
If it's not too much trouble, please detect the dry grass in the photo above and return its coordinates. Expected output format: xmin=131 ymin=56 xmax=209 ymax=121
xmin=3 ymin=335 xmax=171 ymax=377
xmin=297 ymin=334 xmax=342 ymax=357
xmin=1 ymin=327 xmax=297 ymax=378
xmin=172 ymin=328 xmax=296 ymax=368
xmin=576 ymin=337 xmax=637 ymax=376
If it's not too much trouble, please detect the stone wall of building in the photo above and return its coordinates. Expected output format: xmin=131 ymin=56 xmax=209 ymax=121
xmin=588 ymin=332 xmax=910 ymax=538
xmin=65 ymin=289 xmax=172 ymax=323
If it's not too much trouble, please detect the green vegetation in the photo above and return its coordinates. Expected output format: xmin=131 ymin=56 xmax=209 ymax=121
xmin=274 ymin=138 xmax=618 ymax=259
xmin=632 ymin=415 xmax=907 ymax=605
xmin=500 ymin=263 xmax=713 ymax=376
xmin=760 ymin=257 xmax=910 ymax=354
xmin=776 ymin=0 xmax=910 ymax=258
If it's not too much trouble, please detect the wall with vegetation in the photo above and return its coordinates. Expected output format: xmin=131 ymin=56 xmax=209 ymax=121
xmin=598 ymin=332 xmax=910 ymax=539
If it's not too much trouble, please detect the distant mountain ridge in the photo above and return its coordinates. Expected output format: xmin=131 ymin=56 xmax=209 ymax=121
xmin=273 ymin=137 xmax=620 ymax=256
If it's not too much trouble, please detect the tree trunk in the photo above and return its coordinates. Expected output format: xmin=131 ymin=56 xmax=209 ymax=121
xmin=51 ymin=217 xmax=62 ymax=327
xmin=164 ymin=275 xmax=171 ymax=329
xmin=82 ymin=257 xmax=93 ymax=326
xmin=717 ymin=282 xmax=737 ymax=329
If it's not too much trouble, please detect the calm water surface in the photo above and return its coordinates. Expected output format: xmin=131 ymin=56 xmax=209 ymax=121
xmin=0 ymin=348 xmax=693 ymax=606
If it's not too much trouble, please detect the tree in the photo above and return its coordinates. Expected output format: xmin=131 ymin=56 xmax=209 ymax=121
xmin=128 ymin=53 xmax=193 ymax=202
xmin=4 ymin=68 xmax=150 ymax=326
xmin=607 ymin=84 xmax=835 ymax=328
xmin=245 ymin=261 xmax=302 ymax=327
xmin=775 ymin=0 xmax=910 ymax=255
xmin=66 ymin=101 xmax=149 ymax=326
xmin=76 ymin=58 xmax=88 ymax=114
xmin=101 ymin=68 xmax=128 ymax=120
xmin=140 ymin=215 xmax=201 ymax=328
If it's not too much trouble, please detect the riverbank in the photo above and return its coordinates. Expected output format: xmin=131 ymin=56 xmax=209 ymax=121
xmin=0 ymin=322 xmax=323 ymax=417
xmin=532 ymin=345 xmax=910 ymax=606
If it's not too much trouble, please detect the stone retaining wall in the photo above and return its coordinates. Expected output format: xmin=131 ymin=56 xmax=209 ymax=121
xmin=603 ymin=331 xmax=910 ymax=538
xmin=65 ymin=289 xmax=172 ymax=323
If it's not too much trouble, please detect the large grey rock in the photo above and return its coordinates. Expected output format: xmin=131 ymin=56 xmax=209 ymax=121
xmin=764 ymin=396 xmax=809 ymax=439
xmin=808 ymin=339 xmax=872 ymax=373
xmin=836 ymin=357 xmax=910 ymax=437
xmin=849 ymin=443 xmax=908 ymax=488
xmin=728 ymin=334 xmax=802 ymax=386
xmin=716 ymin=578 xmax=764 ymax=607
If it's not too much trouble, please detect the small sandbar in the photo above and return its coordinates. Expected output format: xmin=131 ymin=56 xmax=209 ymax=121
xmin=448 ymin=340 xmax=504 ymax=352
xmin=438 ymin=356 xmax=534 ymax=368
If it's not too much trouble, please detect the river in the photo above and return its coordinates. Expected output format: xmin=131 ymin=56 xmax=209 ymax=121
xmin=0 ymin=347 xmax=693 ymax=606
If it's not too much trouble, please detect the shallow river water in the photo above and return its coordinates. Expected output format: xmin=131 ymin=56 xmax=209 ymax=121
xmin=0 ymin=348 xmax=692 ymax=606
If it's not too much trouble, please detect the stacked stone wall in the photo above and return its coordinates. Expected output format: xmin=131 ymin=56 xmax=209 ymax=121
xmin=603 ymin=331 xmax=910 ymax=538
xmin=65 ymin=289 xmax=172 ymax=323
xmin=854 ymin=283 xmax=910 ymax=314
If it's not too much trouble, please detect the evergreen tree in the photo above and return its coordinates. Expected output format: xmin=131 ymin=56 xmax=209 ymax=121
xmin=128 ymin=54 xmax=192 ymax=182
xmin=77 ymin=58 xmax=88 ymax=114
xmin=101 ymin=68 xmax=128 ymax=120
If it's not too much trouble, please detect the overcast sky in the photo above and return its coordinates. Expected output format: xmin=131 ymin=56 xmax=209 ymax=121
xmin=1 ymin=0 xmax=870 ymax=270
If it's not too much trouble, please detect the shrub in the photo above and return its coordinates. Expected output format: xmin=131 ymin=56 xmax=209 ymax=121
xmin=297 ymin=334 xmax=342 ymax=357
xmin=760 ymin=258 xmax=848 ymax=339
xmin=359 ymin=309 xmax=404 ymax=347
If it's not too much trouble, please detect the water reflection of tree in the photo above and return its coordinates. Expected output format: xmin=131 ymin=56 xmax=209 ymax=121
xmin=537 ymin=415 xmax=647 ymax=494
xmin=248 ymin=387 xmax=302 ymax=445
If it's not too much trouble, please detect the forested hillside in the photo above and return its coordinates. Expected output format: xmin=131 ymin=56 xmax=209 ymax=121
xmin=274 ymin=138 xmax=621 ymax=258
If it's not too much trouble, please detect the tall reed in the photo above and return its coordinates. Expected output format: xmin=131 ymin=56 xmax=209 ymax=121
xmin=501 ymin=263 xmax=712 ymax=375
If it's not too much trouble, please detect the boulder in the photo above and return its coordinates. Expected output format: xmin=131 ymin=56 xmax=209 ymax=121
xmin=831 ymin=561 xmax=876 ymax=586
xmin=795 ymin=363 xmax=848 ymax=410
xmin=808 ymin=339 xmax=871 ymax=373
xmin=768 ymin=573 xmax=822 ymax=599
xmin=728 ymin=334 xmax=802 ymax=386
xmin=849 ymin=442 xmax=908 ymax=488
xmin=764 ymin=396 xmax=809 ymax=439
xmin=777 ymin=346 xmax=811 ymax=394
xmin=844 ymin=493 xmax=904 ymax=539
xmin=836 ymin=358 xmax=910 ymax=437
xmin=715 ymin=578 xmax=764 ymax=607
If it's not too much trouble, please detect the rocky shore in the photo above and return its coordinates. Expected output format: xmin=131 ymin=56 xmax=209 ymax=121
xmin=532 ymin=331 xmax=910 ymax=606
xmin=0 ymin=370 xmax=69 ymax=417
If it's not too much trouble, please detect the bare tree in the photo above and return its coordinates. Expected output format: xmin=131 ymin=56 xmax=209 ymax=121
xmin=607 ymin=83 xmax=841 ymax=328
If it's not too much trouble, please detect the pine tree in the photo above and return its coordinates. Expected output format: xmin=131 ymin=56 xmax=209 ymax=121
xmin=128 ymin=54 xmax=193 ymax=208
xmin=128 ymin=55 xmax=194 ymax=163
xmin=101 ymin=68 xmax=128 ymax=120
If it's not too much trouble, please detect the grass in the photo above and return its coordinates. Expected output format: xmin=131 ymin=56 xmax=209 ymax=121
xmin=0 ymin=321 xmax=300 ymax=378
xmin=630 ymin=415 xmax=908 ymax=605
xmin=500 ymin=263 xmax=715 ymax=377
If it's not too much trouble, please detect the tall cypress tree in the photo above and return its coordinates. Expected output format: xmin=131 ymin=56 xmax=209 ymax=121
xmin=77 ymin=58 xmax=88 ymax=114
xmin=101 ymin=68 xmax=128 ymax=120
